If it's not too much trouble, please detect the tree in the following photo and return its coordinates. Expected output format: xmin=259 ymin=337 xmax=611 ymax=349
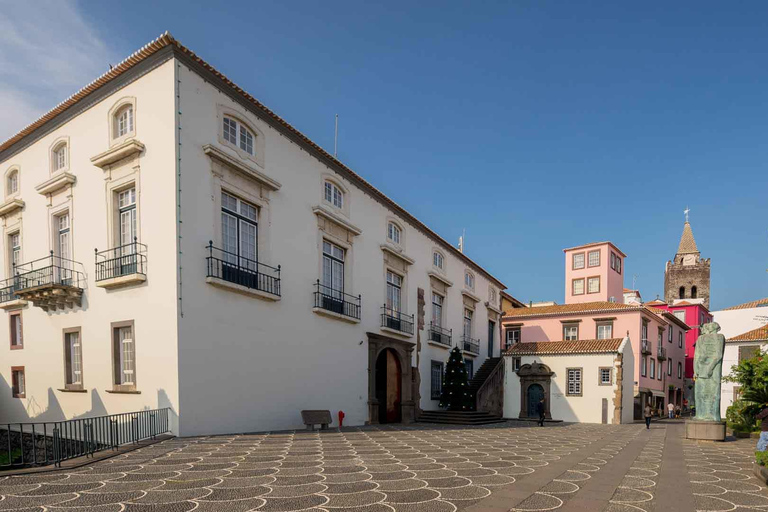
xmin=724 ymin=349 xmax=768 ymax=429
xmin=439 ymin=347 xmax=474 ymax=411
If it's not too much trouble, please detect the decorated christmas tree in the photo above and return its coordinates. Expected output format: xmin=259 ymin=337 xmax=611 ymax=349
xmin=438 ymin=346 xmax=474 ymax=411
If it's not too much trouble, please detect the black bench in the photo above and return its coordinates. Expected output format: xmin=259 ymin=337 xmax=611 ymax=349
xmin=301 ymin=410 xmax=332 ymax=431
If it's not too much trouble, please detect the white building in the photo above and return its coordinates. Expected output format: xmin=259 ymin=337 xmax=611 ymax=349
xmin=720 ymin=325 xmax=768 ymax=419
xmin=712 ymin=298 xmax=768 ymax=339
xmin=503 ymin=338 xmax=635 ymax=424
xmin=0 ymin=33 xmax=507 ymax=436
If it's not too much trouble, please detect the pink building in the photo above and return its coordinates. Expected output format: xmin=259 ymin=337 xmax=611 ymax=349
xmin=503 ymin=241 xmax=689 ymax=418
xmin=564 ymin=242 xmax=626 ymax=304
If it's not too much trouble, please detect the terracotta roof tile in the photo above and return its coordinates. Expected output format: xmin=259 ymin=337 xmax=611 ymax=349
xmin=728 ymin=326 xmax=768 ymax=342
xmin=722 ymin=298 xmax=768 ymax=311
xmin=504 ymin=338 xmax=624 ymax=356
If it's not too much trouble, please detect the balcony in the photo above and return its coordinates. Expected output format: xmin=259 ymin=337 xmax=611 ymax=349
xmin=380 ymin=306 xmax=414 ymax=335
xmin=657 ymin=346 xmax=667 ymax=360
xmin=205 ymin=242 xmax=281 ymax=300
xmin=461 ymin=334 xmax=480 ymax=355
xmin=95 ymin=239 xmax=147 ymax=288
xmin=6 ymin=253 xmax=85 ymax=311
xmin=428 ymin=323 xmax=452 ymax=347
xmin=641 ymin=339 xmax=652 ymax=355
xmin=313 ymin=281 xmax=361 ymax=322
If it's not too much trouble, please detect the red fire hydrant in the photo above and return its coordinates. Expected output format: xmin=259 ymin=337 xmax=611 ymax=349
xmin=338 ymin=411 xmax=345 ymax=428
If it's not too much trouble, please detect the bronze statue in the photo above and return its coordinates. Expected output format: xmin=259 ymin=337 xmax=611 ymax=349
xmin=693 ymin=322 xmax=726 ymax=422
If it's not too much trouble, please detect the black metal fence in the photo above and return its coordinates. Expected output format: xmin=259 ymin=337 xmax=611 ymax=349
xmin=0 ymin=408 xmax=170 ymax=469
xmin=381 ymin=306 xmax=414 ymax=334
xmin=461 ymin=335 xmax=480 ymax=355
xmin=95 ymin=239 xmax=147 ymax=281
xmin=206 ymin=242 xmax=281 ymax=296
xmin=0 ymin=253 xmax=85 ymax=303
xmin=429 ymin=323 xmax=452 ymax=346
xmin=314 ymin=281 xmax=361 ymax=320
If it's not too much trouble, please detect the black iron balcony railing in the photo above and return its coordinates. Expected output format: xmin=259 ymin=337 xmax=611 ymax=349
xmin=381 ymin=306 xmax=414 ymax=334
xmin=641 ymin=339 xmax=651 ymax=354
xmin=206 ymin=242 xmax=281 ymax=297
xmin=657 ymin=346 xmax=667 ymax=360
xmin=11 ymin=253 xmax=86 ymax=291
xmin=429 ymin=323 xmax=452 ymax=346
xmin=95 ymin=239 xmax=147 ymax=282
xmin=0 ymin=408 xmax=170 ymax=468
xmin=314 ymin=281 xmax=361 ymax=320
xmin=461 ymin=334 xmax=480 ymax=355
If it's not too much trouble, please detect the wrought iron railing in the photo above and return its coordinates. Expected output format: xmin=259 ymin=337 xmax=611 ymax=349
xmin=381 ymin=306 xmax=414 ymax=334
xmin=95 ymin=239 xmax=147 ymax=282
xmin=0 ymin=253 xmax=86 ymax=302
xmin=206 ymin=242 xmax=281 ymax=296
xmin=429 ymin=323 xmax=452 ymax=346
xmin=461 ymin=334 xmax=480 ymax=355
xmin=313 ymin=281 xmax=361 ymax=320
xmin=0 ymin=408 xmax=170 ymax=468
xmin=657 ymin=346 xmax=667 ymax=360
xmin=641 ymin=339 xmax=651 ymax=354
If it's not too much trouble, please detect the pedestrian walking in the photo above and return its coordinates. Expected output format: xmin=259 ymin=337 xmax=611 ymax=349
xmin=675 ymin=405 xmax=681 ymax=418
xmin=667 ymin=402 xmax=675 ymax=419
xmin=644 ymin=403 xmax=652 ymax=429
xmin=757 ymin=407 xmax=768 ymax=452
xmin=536 ymin=398 xmax=546 ymax=427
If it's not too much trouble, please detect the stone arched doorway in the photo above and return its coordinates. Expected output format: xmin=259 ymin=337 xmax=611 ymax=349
xmin=367 ymin=332 xmax=415 ymax=424
xmin=518 ymin=362 xmax=553 ymax=419
xmin=376 ymin=349 xmax=402 ymax=423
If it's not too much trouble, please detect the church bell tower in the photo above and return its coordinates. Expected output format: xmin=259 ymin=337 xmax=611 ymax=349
xmin=664 ymin=210 xmax=711 ymax=308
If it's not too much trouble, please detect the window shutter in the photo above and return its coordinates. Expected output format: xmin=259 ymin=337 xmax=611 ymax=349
xmin=113 ymin=329 xmax=121 ymax=385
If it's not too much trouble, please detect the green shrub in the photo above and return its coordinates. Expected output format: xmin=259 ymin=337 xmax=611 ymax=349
xmin=756 ymin=451 xmax=768 ymax=467
xmin=727 ymin=401 xmax=758 ymax=432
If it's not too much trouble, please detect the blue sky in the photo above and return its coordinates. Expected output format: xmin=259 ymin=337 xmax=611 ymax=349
xmin=2 ymin=1 xmax=767 ymax=309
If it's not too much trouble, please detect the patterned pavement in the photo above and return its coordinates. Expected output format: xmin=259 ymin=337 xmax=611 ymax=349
xmin=1 ymin=420 xmax=767 ymax=511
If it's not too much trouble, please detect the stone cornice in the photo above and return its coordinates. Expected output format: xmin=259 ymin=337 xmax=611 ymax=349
xmin=35 ymin=172 xmax=76 ymax=196
xmin=380 ymin=244 xmax=415 ymax=265
xmin=203 ymin=144 xmax=281 ymax=191
xmin=90 ymin=139 xmax=145 ymax=168
xmin=0 ymin=198 xmax=24 ymax=217
xmin=428 ymin=271 xmax=453 ymax=287
xmin=312 ymin=205 xmax=362 ymax=236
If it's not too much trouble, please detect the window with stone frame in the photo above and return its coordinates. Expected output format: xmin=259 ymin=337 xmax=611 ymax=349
xmin=112 ymin=322 xmax=136 ymax=391
xmin=9 ymin=311 xmax=22 ymax=349
xmin=566 ymin=368 xmax=582 ymax=396
xmin=430 ymin=361 xmax=443 ymax=400
xmin=512 ymin=357 xmax=521 ymax=371
xmin=11 ymin=366 xmax=25 ymax=398
xmin=599 ymin=367 xmax=612 ymax=385
xmin=64 ymin=328 xmax=83 ymax=390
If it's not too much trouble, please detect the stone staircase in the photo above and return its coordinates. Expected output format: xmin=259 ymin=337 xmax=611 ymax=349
xmin=468 ymin=357 xmax=502 ymax=396
xmin=418 ymin=410 xmax=505 ymax=425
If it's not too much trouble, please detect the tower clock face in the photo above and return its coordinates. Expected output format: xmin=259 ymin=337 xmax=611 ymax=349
xmin=683 ymin=254 xmax=695 ymax=266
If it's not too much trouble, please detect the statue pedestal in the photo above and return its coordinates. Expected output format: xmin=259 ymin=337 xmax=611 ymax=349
xmin=686 ymin=419 xmax=726 ymax=441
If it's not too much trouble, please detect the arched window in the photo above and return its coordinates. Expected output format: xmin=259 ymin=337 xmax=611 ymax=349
xmin=464 ymin=271 xmax=475 ymax=290
xmin=6 ymin=170 xmax=18 ymax=196
xmin=679 ymin=286 xmax=685 ymax=299
xmin=53 ymin=143 xmax=67 ymax=171
xmin=222 ymin=116 xmax=254 ymax=155
xmin=387 ymin=222 xmax=401 ymax=245
xmin=114 ymin=105 xmax=134 ymax=139
xmin=691 ymin=286 xmax=697 ymax=299
xmin=433 ymin=251 xmax=444 ymax=270
xmin=324 ymin=181 xmax=343 ymax=209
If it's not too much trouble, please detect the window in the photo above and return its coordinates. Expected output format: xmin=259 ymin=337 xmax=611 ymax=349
xmin=668 ymin=327 xmax=673 ymax=343
xmin=222 ymin=192 xmax=258 ymax=268
xmin=324 ymin=181 xmax=344 ymax=209
xmin=658 ymin=329 xmax=663 ymax=345
xmin=563 ymin=324 xmax=578 ymax=341
xmin=11 ymin=367 xmax=25 ymax=398
xmin=739 ymin=345 xmax=761 ymax=362
xmin=115 ymin=105 xmax=134 ymax=138
xmin=587 ymin=276 xmax=600 ymax=294
xmin=587 ymin=250 xmax=600 ymax=267
xmin=53 ymin=144 xmax=67 ymax=171
xmin=322 ymin=240 xmax=345 ymax=296
xmin=433 ymin=251 xmax=444 ymax=270
xmin=699 ymin=312 xmax=705 ymax=327
xmin=430 ymin=361 xmax=443 ymax=399
xmin=222 ymin=117 xmax=254 ymax=155
xmin=387 ymin=222 xmax=401 ymax=245
xmin=118 ymin=187 xmax=137 ymax=247
xmin=431 ymin=292 xmax=443 ymax=327
xmin=9 ymin=232 xmax=20 ymax=272
xmin=641 ymin=358 xmax=647 ymax=377
xmin=512 ymin=357 xmax=521 ymax=371
xmin=599 ymin=368 xmax=612 ymax=385
xmin=641 ymin=321 xmax=648 ymax=341
xmin=506 ymin=327 xmax=521 ymax=348
xmin=616 ymin=257 xmax=621 ymax=274
xmin=667 ymin=359 xmax=672 ymax=376
xmin=465 ymin=360 xmax=474 ymax=379
xmin=596 ymin=323 xmax=613 ymax=340
xmin=464 ymin=272 xmax=474 ymax=290
xmin=566 ymin=368 xmax=582 ymax=396
xmin=657 ymin=360 xmax=662 ymax=379
xmin=463 ymin=309 xmax=473 ymax=337
xmin=679 ymin=286 xmax=685 ymax=299
xmin=9 ymin=311 xmax=22 ymax=349
xmin=679 ymin=332 xmax=683 ymax=348
xmin=572 ymin=278 xmax=584 ymax=295
xmin=674 ymin=310 xmax=686 ymax=321
xmin=691 ymin=286 xmax=697 ymax=299
xmin=572 ymin=253 xmax=585 ymax=270
xmin=649 ymin=359 xmax=656 ymax=379
xmin=56 ymin=213 xmax=71 ymax=282
xmin=386 ymin=271 xmax=402 ymax=314
xmin=610 ymin=252 xmax=616 ymax=270
xmin=113 ymin=323 xmax=135 ymax=389
xmin=677 ymin=362 xmax=682 ymax=379
xmin=64 ymin=329 xmax=82 ymax=389
xmin=7 ymin=170 xmax=18 ymax=195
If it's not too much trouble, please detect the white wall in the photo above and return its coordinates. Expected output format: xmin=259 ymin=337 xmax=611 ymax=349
xmin=713 ymin=307 xmax=768 ymax=339
xmin=174 ymin=60 xmax=503 ymax=436
xmin=720 ymin=341 xmax=766 ymax=418
xmin=0 ymin=59 xmax=180 ymax=430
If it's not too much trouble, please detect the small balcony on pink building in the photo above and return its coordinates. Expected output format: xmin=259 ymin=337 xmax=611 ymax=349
xmin=641 ymin=339 xmax=652 ymax=355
